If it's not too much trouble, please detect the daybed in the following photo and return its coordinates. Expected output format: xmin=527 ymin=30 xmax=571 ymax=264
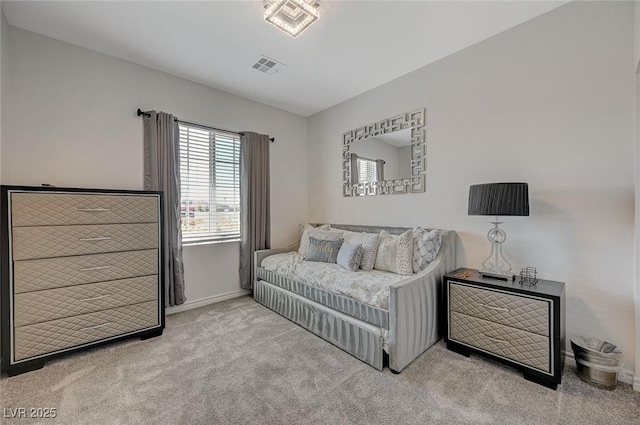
xmin=253 ymin=224 xmax=456 ymax=373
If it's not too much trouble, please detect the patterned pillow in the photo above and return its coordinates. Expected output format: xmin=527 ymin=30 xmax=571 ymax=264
xmin=336 ymin=242 xmax=362 ymax=272
xmin=298 ymin=223 xmax=331 ymax=256
xmin=306 ymin=237 xmax=343 ymax=263
xmin=374 ymin=230 xmax=413 ymax=275
xmin=358 ymin=233 xmax=380 ymax=272
xmin=412 ymin=227 xmax=442 ymax=273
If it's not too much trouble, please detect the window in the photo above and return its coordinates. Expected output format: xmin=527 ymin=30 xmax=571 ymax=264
xmin=179 ymin=124 xmax=240 ymax=243
xmin=357 ymin=158 xmax=378 ymax=183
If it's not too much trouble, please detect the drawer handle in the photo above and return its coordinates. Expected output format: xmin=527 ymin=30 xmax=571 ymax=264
xmin=478 ymin=303 xmax=510 ymax=313
xmin=80 ymin=322 xmax=112 ymax=331
xmin=78 ymin=237 xmax=112 ymax=242
xmin=79 ymin=294 xmax=112 ymax=302
xmin=484 ymin=334 xmax=511 ymax=344
xmin=77 ymin=208 xmax=111 ymax=212
xmin=78 ymin=265 xmax=113 ymax=272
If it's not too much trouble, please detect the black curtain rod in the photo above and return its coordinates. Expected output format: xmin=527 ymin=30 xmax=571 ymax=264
xmin=137 ymin=109 xmax=275 ymax=143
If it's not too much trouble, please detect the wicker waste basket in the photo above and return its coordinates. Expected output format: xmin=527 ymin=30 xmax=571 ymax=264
xmin=570 ymin=337 xmax=623 ymax=390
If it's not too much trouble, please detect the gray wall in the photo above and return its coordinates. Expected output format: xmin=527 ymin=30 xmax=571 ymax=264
xmin=1 ymin=26 xmax=309 ymax=310
xmin=308 ymin=1 xmax=636 ymax=375
xmin=634 ymin=0 xmax=640 ymax=391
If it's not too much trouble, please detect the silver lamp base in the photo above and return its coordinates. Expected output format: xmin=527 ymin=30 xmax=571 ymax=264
xmin=479 ymin=217 xmax=515 ymax=281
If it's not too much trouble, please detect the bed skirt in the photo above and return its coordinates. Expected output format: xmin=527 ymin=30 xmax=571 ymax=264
xmin=256 ymin=267 xmax=389 ymax=329
xmin=254 ymin=279 xmax=385 ymax=370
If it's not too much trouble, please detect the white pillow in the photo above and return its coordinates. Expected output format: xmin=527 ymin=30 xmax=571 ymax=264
xmin=298 ymin=224 xmax=330 ymax=256
xmin=374 ymin=230 xmax=413 ymax=275
xmin=341 ymin=230 xmax=363 ymax=245
xmin=412 ymin=227 xmax=442 ymax=273
xmin=336 ymin=242 xmax=362 ymax=272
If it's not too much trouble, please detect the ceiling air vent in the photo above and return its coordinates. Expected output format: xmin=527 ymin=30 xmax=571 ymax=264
xmin=252 ymin=55 xmax=285 ymax=75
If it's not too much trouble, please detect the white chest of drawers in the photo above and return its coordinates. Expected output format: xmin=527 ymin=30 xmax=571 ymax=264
xmin=1 ymin=186 xmax=164 ymax=376
xmin=444 ymin=268 xmax=565 ymax=390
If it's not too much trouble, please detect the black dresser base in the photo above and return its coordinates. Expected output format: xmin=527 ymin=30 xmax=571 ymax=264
xmin=446 ymin=340 xmax=559 ymax=390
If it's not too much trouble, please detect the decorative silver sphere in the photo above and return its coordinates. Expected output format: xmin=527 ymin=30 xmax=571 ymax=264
xmin=487 ymin=227 xmax=506 ymax=244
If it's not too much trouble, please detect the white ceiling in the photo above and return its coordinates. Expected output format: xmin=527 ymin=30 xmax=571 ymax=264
xmin=2 ymin=1 xmax=569 ymax=117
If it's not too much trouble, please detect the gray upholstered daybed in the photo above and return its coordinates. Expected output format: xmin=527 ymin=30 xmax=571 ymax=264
xmin=253 ymin=224 xmax=456 ymax=373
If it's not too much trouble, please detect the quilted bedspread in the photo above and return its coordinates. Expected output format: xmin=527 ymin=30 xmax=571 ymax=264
xmin=260 ymin=252 xmax=406 ymax=310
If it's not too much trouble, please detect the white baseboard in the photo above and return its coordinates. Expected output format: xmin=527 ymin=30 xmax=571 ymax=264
xmin=563 ymin=349 xmax=635 ymax=387
xmin=166 ymin=289 xmax=251 ymax=315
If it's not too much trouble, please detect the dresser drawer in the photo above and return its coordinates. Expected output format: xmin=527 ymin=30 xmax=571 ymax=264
xmin=449 ymin=283 xmax=549 ymax=336
xmin=14 ymin=249 xmax=159 ymax=293
xmin=10 ymin=192 xmax=158 ymax=227
xmin=14 ymin=275 xmax=158 ymax=326
xmin=12 ymin=223 xmax=159 ymax=260
xmin=450 ymin=311 xmax=550 ymax=373
xmin=14 ymin=301 xmax=159 ymax=361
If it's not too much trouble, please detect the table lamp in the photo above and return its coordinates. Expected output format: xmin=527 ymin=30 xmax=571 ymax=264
xmin=468 ymin=182 xmax=529 ymax=280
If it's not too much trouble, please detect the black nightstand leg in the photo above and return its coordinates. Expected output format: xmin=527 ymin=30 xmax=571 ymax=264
xmin=523 ymin=371 xmax=558 ymax=390
xmin=446 ymin=341 xmax=471 ymax=357
xmin=140 ymin=329 xmax=163 ymax=340
xmin=6 ymin=360 xmax=45 ymax=377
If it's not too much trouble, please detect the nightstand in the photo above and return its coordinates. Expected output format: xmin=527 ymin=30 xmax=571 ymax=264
xmin=444 ymin=268 xmax=565 ymax=390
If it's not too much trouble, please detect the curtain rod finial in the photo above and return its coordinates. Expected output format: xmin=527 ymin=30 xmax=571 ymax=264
xmin=137 ymin=108 xmax=143 ymax=117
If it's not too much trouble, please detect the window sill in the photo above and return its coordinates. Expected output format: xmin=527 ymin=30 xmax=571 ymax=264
xmin=182 ymin=238 xmax=240 ymax=247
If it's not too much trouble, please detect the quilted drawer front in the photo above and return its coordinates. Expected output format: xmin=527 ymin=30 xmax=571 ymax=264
xmin=14 ymin=275 xmax=158 ymax=326
xmin=12 ymin=223 xmax=159 ymax=260
xmin=14 ymin=249 xmax=158 ymax=293
xmin=11 ymin=193 xmax=158 ymax=227
xmin=14 ymin=301 xmax=158 ymax=361
xmin=450 ymin=311 xmax=550 ymax=373
xmin=449 ymin=283 xmax=549 ymax=336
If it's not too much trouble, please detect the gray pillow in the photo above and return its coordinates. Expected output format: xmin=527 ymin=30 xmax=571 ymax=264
xmin=306 ymin=237 xmax=343 ymax=263
xmin=336 ymin=242 xmax=362 ymax=272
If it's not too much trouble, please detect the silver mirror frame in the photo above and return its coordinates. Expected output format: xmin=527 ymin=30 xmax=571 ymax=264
xmin=342 ymin=108 xmax=425 ymax=196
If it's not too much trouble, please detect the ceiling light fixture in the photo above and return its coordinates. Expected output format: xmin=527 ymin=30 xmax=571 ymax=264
xmin=263 ymin=0 xmax=320 ymax=38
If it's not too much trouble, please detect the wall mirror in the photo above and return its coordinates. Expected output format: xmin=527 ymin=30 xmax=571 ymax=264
xmin=342 ymin=108 xmax=425 ymax=196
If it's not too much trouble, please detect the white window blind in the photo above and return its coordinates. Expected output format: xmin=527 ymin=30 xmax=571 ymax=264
xmin=179 ymin=124 xmax=241 ymax=243
xmin=357 ymin=158 xmax=377 ymax=183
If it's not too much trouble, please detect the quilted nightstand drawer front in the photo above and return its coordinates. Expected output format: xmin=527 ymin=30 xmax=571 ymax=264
xmin=14 ymin=249 xmax=158 ymax=293
xmin=450 ymin=311 xmax=550 ymax=373
xmin=12 ymin=223 xmax=159 ymax=260
xmin=11 ymin=193 xmax=158 ymax=227
xmin=14 ymin=301 xmax=159 ymax=361
xmin=14 ymin=275 xmax=158 ymax=326
xmin=450 ymin=283 xmax=549 ymax=336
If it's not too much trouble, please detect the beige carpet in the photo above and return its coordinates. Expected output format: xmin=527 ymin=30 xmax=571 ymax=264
xmin=1 ymin=296 xmax=638 ymax=424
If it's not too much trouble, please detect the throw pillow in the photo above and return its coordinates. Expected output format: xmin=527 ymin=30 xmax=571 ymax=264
xmin=306 ymin=237 xmax=343 ymax=263
xmin=412 ymin=227 xmax=442 ymax=273
xmin=359 ymin=232 xmax=381 ymax=271
xmin=298 ymin=223 xmax=331 ymax=256
xmin=374 ymin=230 xmax=413 ymax=275
xmin=336 ymin=242 xmax=362 ymax=272
xmin=341 ymin=229 xmax=362 ymax=245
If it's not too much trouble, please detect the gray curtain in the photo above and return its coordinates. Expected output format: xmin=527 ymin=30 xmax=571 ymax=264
xmin=350 ymin=153 xmax=359 ymax=185
xmin=239 ymin=132 xmax=271 ymax=291
xmin=143 ymin=111 xmax=186 ymax=307
xmin=375 ymin=159 xmax=385 ymax=182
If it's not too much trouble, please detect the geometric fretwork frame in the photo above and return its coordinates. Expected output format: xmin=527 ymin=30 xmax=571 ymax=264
xmin=342 ymin=108 xmax=426 ymax=196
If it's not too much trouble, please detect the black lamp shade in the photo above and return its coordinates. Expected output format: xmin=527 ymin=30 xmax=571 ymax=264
xmin=468 ymin=183 xmax=529 ymax=216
